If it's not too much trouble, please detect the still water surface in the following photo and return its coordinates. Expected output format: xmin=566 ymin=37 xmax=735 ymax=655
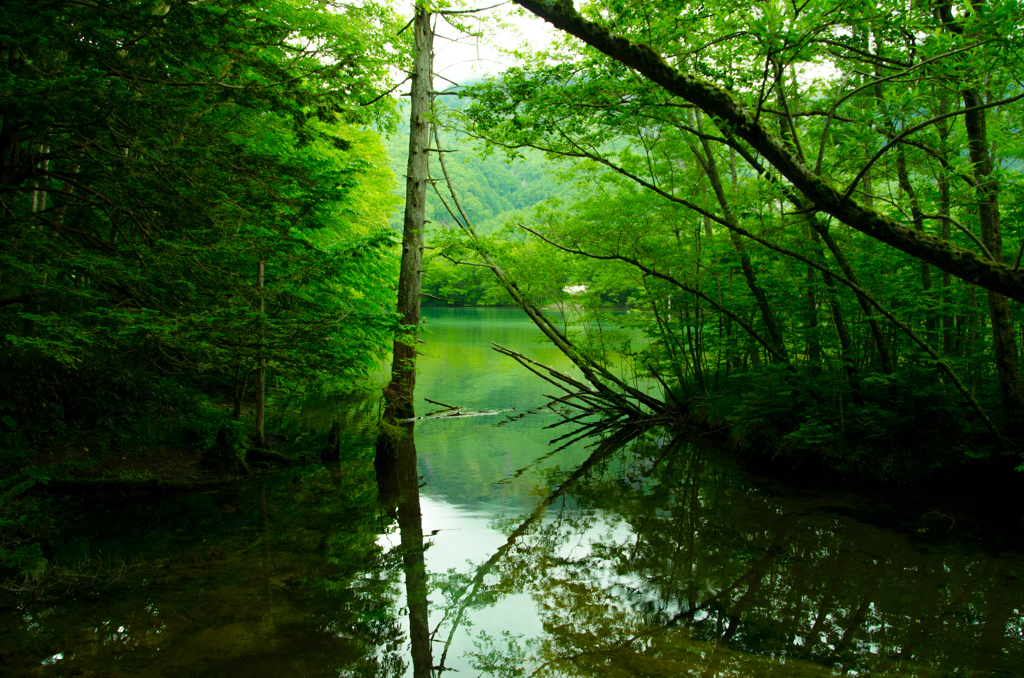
xmin=2 ymin=307 xmax=1023 ymax=677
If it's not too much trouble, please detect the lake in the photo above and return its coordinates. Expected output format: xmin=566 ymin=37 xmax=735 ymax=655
xmin=2 ymin=307 xmax=1022 ymax=677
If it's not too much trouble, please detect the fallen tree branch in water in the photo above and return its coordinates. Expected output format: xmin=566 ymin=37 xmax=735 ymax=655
xmin=398 ymin=407 xmax=514 ymax=423
xmin=492 ymin=342 xmax=666 ymax=424
xmin=424 ymin=397 xmax=461 ymax=410
xmin=429 ymin=126 xmax=664 ymax=420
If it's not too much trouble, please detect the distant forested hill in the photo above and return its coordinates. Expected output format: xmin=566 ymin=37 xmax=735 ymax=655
xmin=382 ymin=97 xmax=573 ymax=236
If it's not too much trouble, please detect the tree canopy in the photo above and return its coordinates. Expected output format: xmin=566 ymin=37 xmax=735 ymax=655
xmin=0 ymin=0 xmax=406 ymax=448
xmin=3 ymin=0 xmax=1023 ymax=474
xmin=441 ymin=0 xmax=1024 ymax=467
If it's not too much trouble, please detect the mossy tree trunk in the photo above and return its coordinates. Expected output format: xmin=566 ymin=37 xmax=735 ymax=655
xmin=384 ymin=3 xmax=432 ymax=421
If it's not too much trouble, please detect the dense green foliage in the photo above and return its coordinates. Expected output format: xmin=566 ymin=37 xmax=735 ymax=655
xmin=443 ymin=0 xmax=1024 ymax=475
xmin=3 ymin=0 xmax=1021 ymax=483
xmin=0 ymin=0 xmax=405 ymax=461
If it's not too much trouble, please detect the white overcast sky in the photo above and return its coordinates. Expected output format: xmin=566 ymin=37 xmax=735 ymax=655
xmin=426 ymin=2 xmax=559 ymax=87
xmin=421 ymin=3 xmax=841 ymax=91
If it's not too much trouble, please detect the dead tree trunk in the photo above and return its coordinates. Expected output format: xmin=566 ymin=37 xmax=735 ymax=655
xmin=255 ymin=258 xmax=266 ymax=447
xmin=384 ymin=4 xmax=432 ymax=421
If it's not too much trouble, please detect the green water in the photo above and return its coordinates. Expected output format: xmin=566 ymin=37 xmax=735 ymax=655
xmin=2 ymin=307 xmax=1023 ymax=677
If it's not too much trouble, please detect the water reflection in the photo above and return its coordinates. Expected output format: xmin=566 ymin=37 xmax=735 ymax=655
xmin=434 ymin=431 xmax=1024 ymax=677
xmin=3 ymin=307 xmax=1023 ymax=676
xmin=0 ymin=458 xmax=407 ymax=676
xmin=376 ymin=423 xmax=433 ymax=678
xmin=370 ymin=399 xmax=1024 ymax=677
xmin=2 ymin=416 xmax=1023 ymax=677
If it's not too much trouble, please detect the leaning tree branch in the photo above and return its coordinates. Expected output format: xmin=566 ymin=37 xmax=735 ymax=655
xmin=430 ymin=126 xmax=663 ymax=414
xmin=510 ymin=0 xmax=1024 ymax=302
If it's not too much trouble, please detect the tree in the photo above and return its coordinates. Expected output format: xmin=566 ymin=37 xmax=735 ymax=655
xmin=0 ymin=0 xmax=405 ymax=442
xmin=489 ymin=0 xmax=1024 ymax=435
xmin=508 ymin=0 xmax=1024 ymax=302
xmin=384 ymin=1 xmax=433 ymax=420
xmin=445 ymin=0 xmax=1024 ymax=463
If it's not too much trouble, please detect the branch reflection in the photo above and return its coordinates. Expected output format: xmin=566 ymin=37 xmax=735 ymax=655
xmin=422 ymin=426 xmax=1024 ymax=677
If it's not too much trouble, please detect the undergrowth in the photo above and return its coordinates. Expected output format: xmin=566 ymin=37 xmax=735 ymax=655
xmin=687 ymin=364 xmax=1006 ymax=480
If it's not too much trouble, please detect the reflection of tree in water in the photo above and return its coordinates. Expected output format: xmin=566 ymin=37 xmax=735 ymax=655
xmin=1 ymin=461 xmax=406 ymax=678
xmin=376 ymin=422 xmax=434 ymax=678
xmin=423 ymin=427 xmax=646 ymax=675
xmin=450 ymin=431 xmax=1024 ymax=677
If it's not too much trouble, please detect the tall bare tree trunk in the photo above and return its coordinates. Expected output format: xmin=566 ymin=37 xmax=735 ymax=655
xmin=384 ymin=4 xmax=432 ymax=420
xmin=255 ymin=258 xmax=266 ymax=447
xmin=377 ymin=10 xmax=435 ymax=673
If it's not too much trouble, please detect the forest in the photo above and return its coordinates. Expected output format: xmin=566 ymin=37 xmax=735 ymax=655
xmin=416 ymin=0 xmax=1024 ymax=479
xmin=3 ymin=0 xmax=1024 ymax=585
xmin=3 ymin=2 xmax=1024 ymax=676
xmin=0 ymin=0 xmax=407 ymax=462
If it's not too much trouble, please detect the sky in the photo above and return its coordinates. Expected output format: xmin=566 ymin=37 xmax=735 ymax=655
xmin=427 ymin=2 xmax=559 ymax=87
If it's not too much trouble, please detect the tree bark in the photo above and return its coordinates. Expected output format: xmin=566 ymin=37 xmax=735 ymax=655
xmin=962 ymin=89 xmax=1024 ymax=433
xmin=384 ymin=3 xmax=432 ymax=420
